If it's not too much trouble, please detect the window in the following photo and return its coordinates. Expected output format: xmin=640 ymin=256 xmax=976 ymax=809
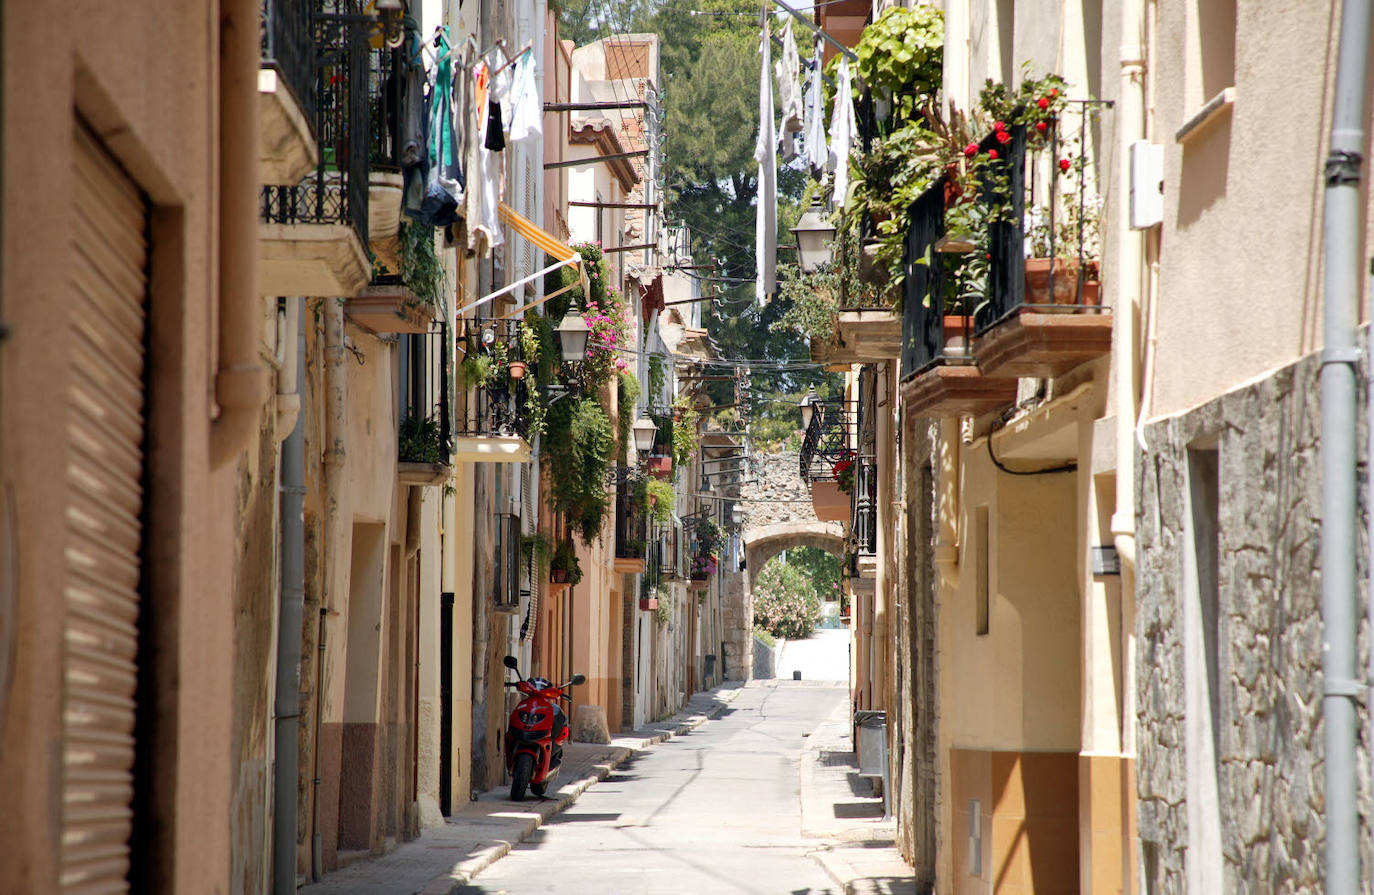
xmin=494 ymin=512 xmax=521 ymax=609
xmin=969 ymin=799 xmax=982 ymax=876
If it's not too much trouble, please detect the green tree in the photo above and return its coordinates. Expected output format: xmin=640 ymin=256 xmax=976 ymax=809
xmin=784 ymin=546 xmax=842 ymax=601
xmin=752 ymin=558 xmax=821 ymax=640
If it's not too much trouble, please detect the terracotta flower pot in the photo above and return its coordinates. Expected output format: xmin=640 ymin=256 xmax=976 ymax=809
xmin=942 ymin=315 xmax=974 ymax=357
xmin=639 ymin=597 xmax=659 ymax=611
xmin=646 ymin=455 xmax=672 ymax=479
xmin=508 ymin=360 xmax=527 ymax=380
xmin=550 ymin=568 xmax=570 ymax=584
xmin=1024 ymin=258 xmax=1101 ymax=307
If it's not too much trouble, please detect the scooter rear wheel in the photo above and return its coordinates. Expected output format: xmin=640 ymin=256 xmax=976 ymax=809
xmin=510 ymin=752 xmax=534 ymax=802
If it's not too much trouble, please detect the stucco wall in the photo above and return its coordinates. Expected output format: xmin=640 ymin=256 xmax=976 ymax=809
xmin=1135 ymin=341 xmax=1373 ymax=891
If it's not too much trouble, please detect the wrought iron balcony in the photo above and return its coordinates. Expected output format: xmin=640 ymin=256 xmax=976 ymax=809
xmin=798 ymin=399 xmax=853 ymax=485
xmin=369 ymin=43 xmax=406 ymax=169
xmin=613 ymin=467 xmax=648 ymax=565
xmin=850 ymin=456 xmax=877 ymax=555
xmin=965 ymin=111 xmax=1113 ymax=378
xmin=261 ymin=0 xmax=317 ymax=129
xmin=453 ymin=318 xmax=532 ymax=458
xmin=398 ymin=323 xmax=451 ymax=482
xmin=260 ymin=2 xmax=370 ymax=252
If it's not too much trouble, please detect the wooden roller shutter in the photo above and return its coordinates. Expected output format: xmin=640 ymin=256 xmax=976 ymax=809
xmin=60 ymin=124 xmax=149 ymax=894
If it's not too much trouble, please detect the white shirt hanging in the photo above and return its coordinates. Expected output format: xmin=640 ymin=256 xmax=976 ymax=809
xmin=828 ymin=56 xmax=858 ymax=206
xmin=507 ymin=52 xmax=542 ymax=144
xmin=803 ymin=39 xmax=828 ymax=177
xmin=775 ymin=19 xmax=804 ymax=161
xmin=755 ymin=21 xmax=777 ymax=305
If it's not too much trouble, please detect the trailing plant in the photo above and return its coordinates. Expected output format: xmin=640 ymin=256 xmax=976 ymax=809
xmin=647 ymin=354 xmax=667 ymax=408
xmin=542 ymin=397 xmax=615 ymax=542
xmin=580 ymin=292 xmax=633 ymax=396
xmin=399 ymin=219 xmax=445 ymax=307
xmin=693 ymin=517 xmax=723 ymax=556
xmin=670 ymin=396 xmax=698 ymax=470
xmin=550 ymin=538 xmax=583 ymax=586
xmin=642 ymin=477 xmax=675 ymax=526
xmin=654 ymin=587 xmax=673 ymax=626
xmin=616 ymin=371 xmax=642 ymax=462
xmin=521 ymin=531 xmax=553 ymax=579
xmin=398 ymin=414 xmax=443 ymax=464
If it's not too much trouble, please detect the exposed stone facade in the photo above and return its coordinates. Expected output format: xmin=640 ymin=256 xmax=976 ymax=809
xmin=896 ymin=416 xmax=940 ymax=884
xmin=1136 ymin=344 xmax=1373 ymax=892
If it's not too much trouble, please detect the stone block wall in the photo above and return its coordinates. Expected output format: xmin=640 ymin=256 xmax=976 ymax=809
xmin=1135 ymin=344 xmax=1372 ymax=891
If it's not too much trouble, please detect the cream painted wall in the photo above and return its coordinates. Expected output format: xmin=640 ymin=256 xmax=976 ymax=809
xmin=943 ymin=440 xmax=1082 ymax=751
xmin=1147 ymin=0 xmax=1369 ymax=419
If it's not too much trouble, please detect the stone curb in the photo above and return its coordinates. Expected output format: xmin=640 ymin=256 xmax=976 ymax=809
xmin=418 ymin=683 xmax=745 ymax=894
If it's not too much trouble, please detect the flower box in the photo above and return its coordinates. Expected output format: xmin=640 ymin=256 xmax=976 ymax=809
xmin=810 ymin=480 xmax=850 ymax=522
xmin=646 ymin=455 xmax=672 ymax=479
xmin=550 ymin=568 xmax=571 ymax=584
xmin=1024 ymin=258 xmax=1101 ymax=307
xmin=639 ymin=597 xmax=659 ymax=611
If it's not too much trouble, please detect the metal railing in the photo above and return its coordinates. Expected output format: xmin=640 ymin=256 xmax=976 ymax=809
xmin=260 ymin=1 xmax=370 ymax=251
xmin=399 ymin=323 xmax=451 ymax=462
xmin=455 ymin=319 xmax=529 ymax=440
xmin=798 ymin=399 xmax=854 ymax=484
xmin=900 ymin=177 xmax=967 ymax=380
xmin=972 ymin=124 xmax=1027 ymax=335
xmin=613 ymin=467 xmax=648 ymax=561
xmin=369 ymin=44 xmax=405 ymax=168
xmin=850 ymin=368 xmax=877 ymax=555
xmin=261 ymin=0 xmax=317 ymax=130
xmin=493 ymin=512 xmax=521 ymax=609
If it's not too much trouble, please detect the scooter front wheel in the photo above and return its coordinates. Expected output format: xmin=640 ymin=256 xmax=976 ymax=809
xmin=531 ymin=781 xmax=547 ymax=797
xmin=510 ymin=752 xmax=534 ymax=802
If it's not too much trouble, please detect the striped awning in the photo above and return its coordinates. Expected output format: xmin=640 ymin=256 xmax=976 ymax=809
xmin=457 ymin=204 xmax=589 ymax=317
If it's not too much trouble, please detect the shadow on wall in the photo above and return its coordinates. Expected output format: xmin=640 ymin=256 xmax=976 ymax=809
xmin=1176 ymin=117 xmax=1231 ymax=228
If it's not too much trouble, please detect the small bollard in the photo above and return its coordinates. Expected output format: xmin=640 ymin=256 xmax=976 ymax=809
xmin=792 ymin=670 xmax=802 ymax=681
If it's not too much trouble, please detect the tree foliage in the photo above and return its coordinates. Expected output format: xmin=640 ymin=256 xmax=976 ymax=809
xmin=752 ymin=558 xmax=821 ymax=640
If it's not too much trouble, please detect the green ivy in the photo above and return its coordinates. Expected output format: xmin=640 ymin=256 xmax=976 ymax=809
xmin=542 ymin=397 xmax=615 ymax=543
xmin=399 ymin=220 xmax=445 ymax=307
xmin=616 ymin=371 xmax=642 ymax=463
xmin=671 ymin=397 xmax=698 ymax=470
xmin=642 ymin=477 xmax=675 ymax=526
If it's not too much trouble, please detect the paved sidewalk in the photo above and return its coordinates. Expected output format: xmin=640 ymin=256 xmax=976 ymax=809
xmin=298 ymin=684 xmax=744 ymax=895
xmin=800 ymin=696 xmax=920 ymax=895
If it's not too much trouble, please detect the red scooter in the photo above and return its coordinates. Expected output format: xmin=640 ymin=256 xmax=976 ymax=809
xmin=502 ymin=655 xmax=585 ymax=801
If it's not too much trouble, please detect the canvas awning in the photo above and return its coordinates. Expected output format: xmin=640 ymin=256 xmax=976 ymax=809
xmin=455 ymin=203 xmax=590 ymax=318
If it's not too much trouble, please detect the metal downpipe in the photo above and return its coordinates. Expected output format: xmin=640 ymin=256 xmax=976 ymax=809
xmin=1322 ymin=0 xmax=1372 ymax=889
xmin=273 ymin=300 xmax=306 ymax=894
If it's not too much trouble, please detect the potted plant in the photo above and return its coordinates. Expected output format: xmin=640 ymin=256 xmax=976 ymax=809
xmin=508 ymin=359 xmax=528 ymax=380
xmin=833 ymin=451 xmax=857 ymax=494
xmin=550 ymin=539 xmax=582 ymax=586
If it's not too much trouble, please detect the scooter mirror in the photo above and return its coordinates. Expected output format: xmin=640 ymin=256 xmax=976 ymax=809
xmin=503 ymin=655 xmax=519 ymax=670
xmin=571 ymin=673 xmax=586 ymax=685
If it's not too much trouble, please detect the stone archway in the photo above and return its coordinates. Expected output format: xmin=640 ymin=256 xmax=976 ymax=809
xmin=743 ymin=522 xmax=845 ymax=592
xmin=722 ymin=453 xmax=848 ymax=680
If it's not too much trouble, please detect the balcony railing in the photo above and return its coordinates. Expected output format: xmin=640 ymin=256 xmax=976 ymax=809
xmin=901 ymin=178 xmax=975 ymax=380
xmin=850 ymin=368 xmax=877 ymax=555
xmin=798 ymin=399 xmax=854 ymax=484
xmin=368 ymin=43 xmax=405 ymax=169
xmin=260 ymin=1 xmax=370 ymax=250
xmin=614 ymin=467 xmax=648 ymax=562
xmin=261 ymin=0 xmax=317 ymax=130
xmin=455 ymin=318 xmax=530 ymax=440
xmin=399 ymin=323 xmax=451 ymax=463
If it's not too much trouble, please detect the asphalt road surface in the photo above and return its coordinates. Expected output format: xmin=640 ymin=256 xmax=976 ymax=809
xmin=453 ymin=681 xmax=849 ymax=894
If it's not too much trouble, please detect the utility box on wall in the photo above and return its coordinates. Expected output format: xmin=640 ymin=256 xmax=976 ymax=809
xmin=1129 ymin=140 xmax=1165 ymax=229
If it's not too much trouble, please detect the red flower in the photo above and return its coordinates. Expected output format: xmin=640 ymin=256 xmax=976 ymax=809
xmin=1050 ymin=88 xmax=1059 ymax=97
xmin=1035 ymin=121 xmax=1048 ymax=134
xmin=984 ymin=252 xmax=991 ymax=260
xmin=1037 ymin=97 xmax=1050 ymax=110
xmin=988 ymin=149 xmax=999 ymax=160
xmin=994 ymin=120 xmax=1006 ymax=132
xmin=963 ymin=142 xmax=978 ymax=158
xmin=1059 ymin=157 xmax=1072 ymax=172
xmin=996 ymin=130 xmax=1011 ymax=145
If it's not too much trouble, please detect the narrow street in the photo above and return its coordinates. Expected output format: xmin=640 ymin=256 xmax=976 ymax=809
xmin=454 ymin=681 xmax=848 ymax=895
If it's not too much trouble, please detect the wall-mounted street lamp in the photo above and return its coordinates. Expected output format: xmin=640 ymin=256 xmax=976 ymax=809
xmin=556 ymin=306 xmax=591 ymax=364
xmin=319 ymin=0 xmax=406 ymax=48
xmin=791 ymin=196 xmax=836 ymax=274
xmin=730 ymin=504 xmax=745 ymax=527
xmin=631 ymin=415 xmax=659 ymax=454
xmin=799 ymin=388 xmax=818 ymax=430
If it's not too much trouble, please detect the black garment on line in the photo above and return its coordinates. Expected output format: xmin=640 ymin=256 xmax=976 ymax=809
xmin=485 ymin=99 xmax=506 ymax=151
